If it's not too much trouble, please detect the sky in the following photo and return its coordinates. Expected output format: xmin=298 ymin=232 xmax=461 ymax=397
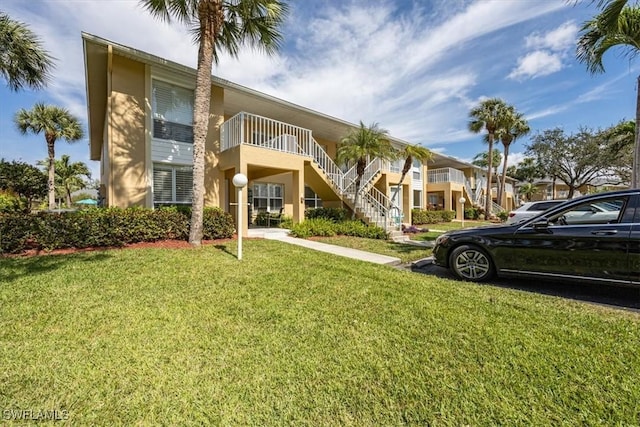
xmin=1 ymin=0 xmax=638 ymax=180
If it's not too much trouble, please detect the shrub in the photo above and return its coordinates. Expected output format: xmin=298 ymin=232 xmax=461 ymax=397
xmin=496 ymin=211 xmax=509 ymax=222
xmin=334 ymin=220 xmax=387 ymax=239
xmin=0 ymin=190 xmax=25 ymax=214
xmin=411 ymin=209 xmax=456 ymax=225
xmin=289 ymin=218 xmax=337 ymax=238
xmin=0 ymin=214 xmax=32 ymax=253
xmin=290 ymin=218 xmax=387 ymax=239
xmin=202 ymin=207 xmax=235 ymax=239
xmin=0 ymin=206 xmax=234 ymax=255
xmin=305 ymin=207 xmax=348 ymax=222
xmin=465 ymin=207 xmax=479 ymax=220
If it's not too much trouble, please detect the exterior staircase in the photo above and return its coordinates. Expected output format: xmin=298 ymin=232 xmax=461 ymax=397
xmin=221 ymin=112 xmax=402 ymax=231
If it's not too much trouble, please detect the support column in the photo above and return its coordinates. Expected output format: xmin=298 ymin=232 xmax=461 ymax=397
xmin=292 ymin=169 xmax=305 ymax=224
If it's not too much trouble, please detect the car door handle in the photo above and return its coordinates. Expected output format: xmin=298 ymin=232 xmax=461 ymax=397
xmin=591 ymin=230 xmax=618 ymax=235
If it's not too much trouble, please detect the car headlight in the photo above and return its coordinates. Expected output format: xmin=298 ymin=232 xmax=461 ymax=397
xmin=434 ymin=234 xmax=450 ymax=246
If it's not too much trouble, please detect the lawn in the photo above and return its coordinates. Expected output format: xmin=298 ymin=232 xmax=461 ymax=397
xmin=1 ymin=240 xmax=639 ymax=425
xmin=310 ymin=221 xmax=494 ymax=262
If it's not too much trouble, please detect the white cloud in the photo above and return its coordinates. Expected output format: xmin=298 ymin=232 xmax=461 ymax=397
xmin=508 ymin=20 xmax=579 ymax=81
xmin=1 ymin=0 xmax=578 ymax=171
xmin=525 ymin=21 xmax=579 ymax=52
xmin=508 ymin=50 xmax=564 ymax=81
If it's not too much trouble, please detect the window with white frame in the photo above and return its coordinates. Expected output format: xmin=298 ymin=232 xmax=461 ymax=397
xmin=304 ymin=186 xmax=323 ymax=209
xmin=252 ymin=183 xmax=283 ymax=212
xmin=152 ymin=79 xmax=194 ymax=144
xmin=153 ymin=164 xmax=193 ymax=205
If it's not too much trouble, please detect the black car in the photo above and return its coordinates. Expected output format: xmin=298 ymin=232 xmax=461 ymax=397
xmin=433 ymin=189 xmax=640 ymax=286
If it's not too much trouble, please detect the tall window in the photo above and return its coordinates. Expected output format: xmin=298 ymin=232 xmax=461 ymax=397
xmin=413 ymin=190 xmax=422 ymax=209
xmin=152 ymin=79 xmax=194 ymax=144
xmin=253 ymin=183 xmax=283 ymax=212
xmin=304 ymin=186 xmax=323 ymax=209
xmin=153 ymin=164 xmax=193 ymax=206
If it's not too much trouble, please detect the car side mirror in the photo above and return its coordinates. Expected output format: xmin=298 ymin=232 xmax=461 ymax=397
xmin=532 ymin=219 xmax=550 ymax=231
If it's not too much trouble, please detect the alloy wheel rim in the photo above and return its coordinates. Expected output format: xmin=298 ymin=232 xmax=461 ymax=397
xmin=455 ymin=250 xmax=490 ymax=279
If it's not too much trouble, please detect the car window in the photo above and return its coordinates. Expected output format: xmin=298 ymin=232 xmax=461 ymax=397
xmin=528 ymin=201 xmax=562 ymax=211
xmin=548 ymin=197 xmax=626 ymax=226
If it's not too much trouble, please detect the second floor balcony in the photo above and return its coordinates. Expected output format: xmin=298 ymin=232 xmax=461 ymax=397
xmin=428 ymin=167 xmax=466 ymax=185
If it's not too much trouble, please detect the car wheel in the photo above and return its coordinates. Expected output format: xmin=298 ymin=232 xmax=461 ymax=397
xmin=449 ymin=245 xmax=494 ymax=282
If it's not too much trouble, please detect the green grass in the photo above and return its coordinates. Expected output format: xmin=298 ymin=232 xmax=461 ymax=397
xmin=1 ymin=241 xmax=639 ymax=425
xmin=310 ymin=222 xmax=495 ymax=261
xmin=311 ymin=236 xmax=433 ymax=263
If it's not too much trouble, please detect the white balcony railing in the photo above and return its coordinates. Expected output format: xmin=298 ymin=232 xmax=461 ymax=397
xmin=427 ymin=167 xmax=466 ymax=184
xmin=221 ymin=112 xmax=401 ymax=230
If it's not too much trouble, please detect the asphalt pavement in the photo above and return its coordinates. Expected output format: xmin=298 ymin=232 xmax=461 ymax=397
xmin=411 ymin=257 xmax=640 ymax=313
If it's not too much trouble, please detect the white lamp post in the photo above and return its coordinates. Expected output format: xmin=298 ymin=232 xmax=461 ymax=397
xmin=232 ymin=173 xmax=248 ymax=260
xmin=459 ymin=196 xmax=466 ymax=228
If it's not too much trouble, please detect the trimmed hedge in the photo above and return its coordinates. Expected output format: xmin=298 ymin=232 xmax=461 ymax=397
xmin=305 ymin=207 xmax=348 ymax=222
xmin=289 ymin=218 xmax=387 ymax=239
xmin=0 ymin=206 xmax=234 ymax=254
xmin=411 ymin=209 xmax=456 ymax=225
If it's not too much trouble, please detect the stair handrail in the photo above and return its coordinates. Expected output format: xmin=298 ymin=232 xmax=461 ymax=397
xmin=343 ymin=158 xmax=383 ymax=195
xmin=299 ymin=136 xmax=344 ymax=191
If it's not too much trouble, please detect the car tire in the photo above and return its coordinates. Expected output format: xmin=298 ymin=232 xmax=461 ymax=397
xmin=449 ymin=245 xmax=495 ymax=282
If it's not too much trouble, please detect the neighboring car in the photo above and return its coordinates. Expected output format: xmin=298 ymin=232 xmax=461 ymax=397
xmin=505 ymin=200 xmax=566 ymax=224
xmin=433 ymin=189 xmax=639 ymax=285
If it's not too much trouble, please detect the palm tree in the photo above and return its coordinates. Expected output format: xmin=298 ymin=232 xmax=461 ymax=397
xmin=393 ymin=144 xmax=433 ymax=206
xmin=0 ymin=12 xmax=54 ymax=92
xmin=336 ymin=121 xmax=395 ymax=219
xmin=472 ymin=149 xmax=502 ymax=175
xmin=469 ymin=98 xmax=510 ymax=216
xmin=518 ymin=182 xmax=538 ymax=202
xmin=140 ymin=0 xmax=288 ymax=247
xmin=577 ymin=4 xmax=640 ymax=188
xmin=496 ymin=111 xmax=530 ymax=207
xmin=14 ymin=103 xmax=84 ymax=210
xmin=39 ymin=155 xmax=91 ymax=207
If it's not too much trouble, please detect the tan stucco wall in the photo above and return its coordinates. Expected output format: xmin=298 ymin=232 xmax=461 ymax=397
xmin=205 ymin=85 xmax=225 ymax=208
xmin=109 ymin=54 xmax=147 ymax=207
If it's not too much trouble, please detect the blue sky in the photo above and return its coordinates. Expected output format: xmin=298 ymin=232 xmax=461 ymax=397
xmin=1 ymin=0 xmax=638 ymax=179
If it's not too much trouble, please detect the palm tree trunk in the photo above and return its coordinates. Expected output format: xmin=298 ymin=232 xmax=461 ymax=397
xmin=498 ymin=144 xmax=510 ymax=208
xmin=46 ymin=137 xmax=55 ymax=210
xmin=66 ymin=187 xmax=72 ymax=207
xmin=633 ymin=74 xmax=640 ymax=188
xmin=188 ymin=6 xmax=217 ymax=247
xmin=352 ymin=158 xmax=366 ymax=220
xmin=393 ymin=156 xmax=411 ymax=207
xmin=485 ymin=136 xmax=494 ymax=216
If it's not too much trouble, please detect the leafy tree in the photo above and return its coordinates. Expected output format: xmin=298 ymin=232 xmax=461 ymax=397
xmin=495 ymin=110 xmax=530 ymax=207
xmin=336 ymin=121 xmax=395 ymax=219
xmin=526 ymin=127 xmax=613 ymax=198
xmin=0 ymin=159 xmax=47 ymax=210
xmin=39 ymin=155 xmax=91 ymax=207
xmin=577 ymin=4 xmax=640 ymax=187
xmin=0 ymin=12 xmax=55 ymax=91
xmin=507 ymin=157 xmax=544 ymax=183
xmin=472 ymin=149 xmax=502 ymax=176
xmin=469 ymin=98 xmax=511 ymax=215
xmin=393 ymin=144 xmax=432 ymax=206
xmin=601 ymin=119 xmax=634 ymax=184
xmin=14 ymin=103 xmax=84 ymax=210
xmin=140 ymin=0 xmax=288 ymax=247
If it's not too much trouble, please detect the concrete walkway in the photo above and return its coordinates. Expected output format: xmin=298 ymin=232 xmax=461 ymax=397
xmin=247 ymin=228 xmax=401 ymax=265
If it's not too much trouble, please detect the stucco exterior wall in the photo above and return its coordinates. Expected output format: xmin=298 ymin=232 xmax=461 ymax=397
xmin=109 ymin=54 xmax=147 ymax=207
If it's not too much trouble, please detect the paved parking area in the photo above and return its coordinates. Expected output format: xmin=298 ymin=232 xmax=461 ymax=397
xmin=411 ymin=257 xmax=640 ymax=313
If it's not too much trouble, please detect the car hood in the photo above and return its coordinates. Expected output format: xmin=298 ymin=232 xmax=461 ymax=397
xmin=442 ymin=222 xmax=519 ymax=238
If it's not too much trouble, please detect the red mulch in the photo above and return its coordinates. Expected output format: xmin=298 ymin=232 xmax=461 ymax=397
xmin=2 ymin=237 xmax=239 ymax=258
